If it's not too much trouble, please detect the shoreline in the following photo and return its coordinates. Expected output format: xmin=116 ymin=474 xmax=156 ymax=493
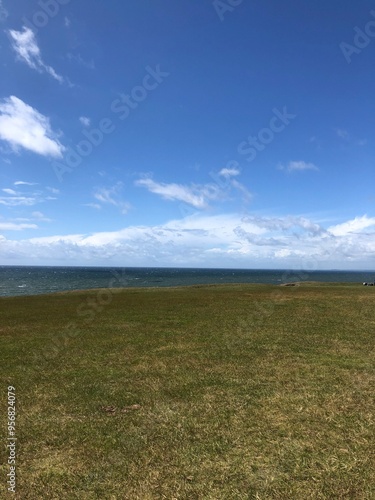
xmin=0 ymin=280 xmax=368 ymax=300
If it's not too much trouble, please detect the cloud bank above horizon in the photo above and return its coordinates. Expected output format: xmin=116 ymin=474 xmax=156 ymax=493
xmin=1 ymin=213 xmax=374 ymax=270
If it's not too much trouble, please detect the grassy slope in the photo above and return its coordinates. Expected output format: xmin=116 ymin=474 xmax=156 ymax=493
xmin=0 ymin=283 xmax=374 ymax=499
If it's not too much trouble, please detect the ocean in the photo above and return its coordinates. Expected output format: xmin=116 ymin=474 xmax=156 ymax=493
xmin=0 ymin=266 xmax=373 ymax=298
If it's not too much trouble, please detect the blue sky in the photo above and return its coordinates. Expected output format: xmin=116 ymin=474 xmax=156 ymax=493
xmin=0 ymin=0 xmax=374 ymax=269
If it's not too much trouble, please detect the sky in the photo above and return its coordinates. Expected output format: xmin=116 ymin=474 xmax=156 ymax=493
xmin=0 ymin=0 xmax=374 ymax=269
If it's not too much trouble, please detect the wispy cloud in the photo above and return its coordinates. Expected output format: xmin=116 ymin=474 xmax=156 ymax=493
xmin=217 ymin=168 xmax=252 ymax=202
xmin=8 ymin=26 xmax=64 ymax=83
xmin=335 ymin=129 xmax=366 ymax=147
xmin=14 ymin=181 xmax=38 ymax=186
xmin=0 ymin=0 xmax=8 ymax=22
xmin=67 ymin=52 xmax=95 ymax=70
xmin=230 ymin=179 xmax=252 ymax=203
xmin=0 ymin=96 xmax=65 ymax=158
xmin=135 ymin=177 xmax=224 ymax=209
xmin=0 ymin=222 xmax=38 ymax=231
xmin=218 ymin=167 xmax=240 ymax=178
xmin=278 ymin=161 xmax=319 ymax=173
xmin=335 ymin=128 xmax=349 ymax=140
xmin=136 ymin=171 xmax=253 ymax=209
xmin=2 ymin=188 xmax=17 ymax=195
xmin=0 ymin=185 xmax=59 ymax=207
xmin=0 ymin=195 xmax=40 ymax=207
xmin=93 ymin=183 xmax=130 ymax=214
xmin=79 ymin=116 xmax=91 ymax=127
xmin=0 ymin=211 xmax=52 ymax=231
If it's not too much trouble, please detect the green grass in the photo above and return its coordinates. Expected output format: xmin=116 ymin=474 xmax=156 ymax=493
xmin=1 ymin=283 xmax=374 ymax=499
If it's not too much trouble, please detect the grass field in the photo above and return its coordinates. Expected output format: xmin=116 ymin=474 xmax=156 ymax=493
xmin=0 ymin=283 xmax=374 ymax=499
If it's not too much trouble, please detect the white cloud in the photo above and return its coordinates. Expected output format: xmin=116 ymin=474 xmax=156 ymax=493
xmin=79 ymin=116 xmax=91 ymax=127
xmin=275 ymin=248 xmax=292 ymax=258
xmin=1 ymin=212 xmax=47 ymax=228
xmin=0 ymin=195 xmax=38 ymax=207
xmin=218 ymin=167 xmax=240 ymax=178
xmin=93 ymin=183 xmax=130 ymax=214
xmin=278 ymin=161 xmax=318 ymax=173
xmin=135 ymin=177 xmax=223 ymax=209
xmin=242 ymin=215 xmax=324 ymax=236
xmin=8 ymin=26 xmax=64 ymax=83
xmin=136 ymin=172 xmax=253 ymax=209
xmin=14 ymin=181 xmax=38 ymax=186
xmin=335 ymin=130 xmax=367 ymax=147
xmin=1 ymin=213 xmax=374 ymax=269
xmin=0 ymin=222 xmax=37 ymax=231
xmin=0 ymin=184 xmax=59 ymax=207
xmin=328 ymin=215 xmax=375 ymax=237
xmin=214 ymin=168 xmax=252 ymax=203
xmin=0 ymin=96 xmax=65 ymax=158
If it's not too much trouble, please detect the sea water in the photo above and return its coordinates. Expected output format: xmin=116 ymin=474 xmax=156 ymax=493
xmin=0 ymin=266 xmax=373 ymax=298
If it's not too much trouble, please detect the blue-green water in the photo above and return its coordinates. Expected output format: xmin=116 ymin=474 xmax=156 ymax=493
xmin=0 ymin=266 xmax=373 ymax=298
